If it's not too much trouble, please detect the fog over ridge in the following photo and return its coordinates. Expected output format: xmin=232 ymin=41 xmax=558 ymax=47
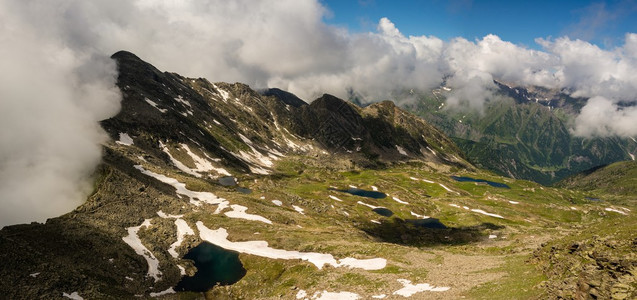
xmin=1 ymin=0 xmax=636 ymax=226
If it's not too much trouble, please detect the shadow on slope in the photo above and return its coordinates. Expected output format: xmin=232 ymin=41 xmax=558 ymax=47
xmin=359 ymin=218 xmax=504 ymax=247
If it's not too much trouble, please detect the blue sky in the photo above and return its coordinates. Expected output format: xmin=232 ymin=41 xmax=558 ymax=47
xmin=321 ymin=0 xmax=637 ymax=49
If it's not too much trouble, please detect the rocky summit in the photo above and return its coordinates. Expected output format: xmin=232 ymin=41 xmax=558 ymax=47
xmin=0 ymin=52 xmax=635 ymax=299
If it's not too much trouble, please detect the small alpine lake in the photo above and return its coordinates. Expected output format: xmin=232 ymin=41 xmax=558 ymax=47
xmin=329 ymin=187 xmax=387 ymax=199
xmin=451 ymin=176 xmax=510 ymax=189
xmin=175 ymin=242 xmax=246 ymax=292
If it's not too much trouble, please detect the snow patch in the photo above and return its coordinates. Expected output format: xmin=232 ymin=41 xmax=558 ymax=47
xmin=438 ymin=183 xmax=457 ymax=193
xmin=371 ymin=186 xmax=378 ymax=191
xmin=508 ymin=201 xmax=519 ymax=205
xmin=396 ymin=145 xmax=408 ymax=156
xmin=116 ymin=133 xmax=134 ymax=146
xmin=449 ymin=204 xmax=504 ymax=219
xmin=225 ymin=204 xmax=273 ymax=224
xmin=392 ymin=196 xmax=409 ymax=204
xmin=329 ymin=195 xmax=343 ymax=202
xmin=357 ymin=201 xmax=380 ymax=209
xmin=392 ymin=279 xmax=450 ymax=297
xmin=605 ymin=208 xmax=628 ymax=215
xmin=312 ymin=291 xmax=360 ymax=300
xmin=145 ymin=98 xmax=167 ymax=113
xmin=62 ymin=292 xmax=83 ymax=300
xmin=122 ymin=219 xmax=162 ymax=282
xmin=293 ymin=205 xmax=305 ymax=215
xmin=161 ymin=142 xmax=231 ymax=178
xmin=296 ymin=290 xmax=308 ymax=299
xmin=371 ymin=220 xmax=381 ymax=224
xmin=471 ymin=209 xmax=504 ymax=219
xmin=489 ymin=235 xmax=497 ymax=239
xmin=168 ymin=219 xmax=195 ymax=258
xmin=157 ymin=211 xmax=183 ymax=219
xmin=134 ymin=165 xmax=229 ymax=212
xmin=196 ymin=222 xmax=386 ymax=270
xmin=150 ymin=287 xmax=176 ymax=297
xmin=272 ymin=200 xmax=283 ymax=206
xmin=173 ymin=95 xmax=192 ymax=108
xmin=410 ymin=211 xmax=429 ymax=219
xmin=29 ymin=272 xmax=40 ymax=278
xmin=372 ymin=295 xmax=386 ymax=299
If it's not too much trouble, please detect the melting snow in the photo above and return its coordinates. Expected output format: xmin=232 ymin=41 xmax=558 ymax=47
xmin=296 ymin=290 xmax=308 ymax=299
xmin=372 ymin=295 xmax=387 ymax=299
xmin=471 ymin=209 xmax=504 ymax=219
xmin=173 ymin=95 xmax=192 ymax=108
xmin=161 ymin=142 xmax=230 ymax=178
xmin=449 ymin=204 xmax=504 ymax=219
xmin=312 ymin=291 xmax=360 ymax=300
xmin=489 ymin=235 xmax=497 ymax=239
xmin=410 ymin=211 xmax=429 ymax=219
xmin=168 ymin=219 xmax=195 ymax=258
xmin=508 ymin=201 xmax=519 ymax=204
xmin=392 ymin=196 xmax=409 ymax=204
xmin=357 ymin=201 xmax=380 ymax=209
xmin=396 ymin=145 xmax=408 ymax=156
xmin=157 ymin=211 xmax=183 ymax=219
xmin=272 ymin=200 xmax=283 ymax=206
xmin=605 ymin=208 xmax=628 ymax=215
xmin=225 ymin=204 xmax=273 ymax=224
xmin=371 ymin=220 xmax=381 ymax=224
xmin=122 ymin=219 xmax=162 ymax=281
xmin=212 ymin=84 xmax=231 ymax=102
xmin=150 ymin=287 xmax=176 ymax=297
xmin=116 ymin=133 xmax=134 ymax=146
xmin=392 ymin=279 xmax=450 ymax=297
xmin=145 ymin=98 xmax=167 ymax=113
xmin=196 ymin=222 xmax=386 ymax=270
xmin=329 ymin=195 xmax=343 ymax=202
xmin=134 ymin=165 xmax=229 ymax=212
xmin=62 ymin=292 xmax=83 ymax=300
xmin=371 ymin=186 xmax=378 ymax=191
xmin=293 ymin=205 xmax=305 ymax=215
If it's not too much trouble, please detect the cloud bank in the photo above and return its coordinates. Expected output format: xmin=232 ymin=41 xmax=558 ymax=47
xmin=1 ymin=0 xmax=636 ymax=226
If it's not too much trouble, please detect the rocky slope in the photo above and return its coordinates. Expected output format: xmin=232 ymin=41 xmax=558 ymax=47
xmin=0 ymin=52 xmax=634 ymax=300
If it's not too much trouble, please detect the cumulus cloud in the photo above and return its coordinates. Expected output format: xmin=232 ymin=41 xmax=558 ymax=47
xmin=1 ymin=0 xmax=637 ymax=226
xmin=0 ymin=0 xmax=121 ymax=227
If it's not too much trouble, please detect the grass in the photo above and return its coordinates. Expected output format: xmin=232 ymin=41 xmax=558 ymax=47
xmin=468 ymin=255 xmax=546 ymax=299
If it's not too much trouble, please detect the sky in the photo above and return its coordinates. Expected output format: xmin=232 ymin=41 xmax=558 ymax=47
xmin=321 ymin=0 xmax=637 ymax=49
xmin=0 ymin=0 xmax=636 ymax=227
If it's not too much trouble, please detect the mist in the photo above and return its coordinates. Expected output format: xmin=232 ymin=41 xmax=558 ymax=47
xmin=1 ymin=0 xmax=636 ymax=226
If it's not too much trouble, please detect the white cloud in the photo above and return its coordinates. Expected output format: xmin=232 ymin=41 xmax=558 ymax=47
xmin=572 ymin=96 xmax=637 ymax=137
xmin=1 ymin=0 xmax=636 ymax=226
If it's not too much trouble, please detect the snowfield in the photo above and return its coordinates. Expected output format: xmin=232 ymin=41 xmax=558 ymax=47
xmin=121 ymin=219 xmax=162 ymax=281
xmin=393 ymin=279 xmax=450 ymax=297
xmin=225 ymin=204 xmax=273 ymax=224
xmin=168 ymin=219 xmax=195 ymax=258
xmin=196 ymin=222 xmax=386 ymax=270
xmin=134 ymin=165 xmax=229 ymax=213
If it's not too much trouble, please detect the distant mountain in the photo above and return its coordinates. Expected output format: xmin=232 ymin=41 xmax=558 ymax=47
xmin=401 ymin=82 xmax=637 ymax=185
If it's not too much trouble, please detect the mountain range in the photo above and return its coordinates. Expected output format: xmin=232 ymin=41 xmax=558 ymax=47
xmin=0 ymin=51 xmax=634 ymax=300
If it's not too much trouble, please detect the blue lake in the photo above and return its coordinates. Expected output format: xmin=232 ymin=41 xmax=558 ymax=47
xmin=175 ymin=242 xmax=246 ymax=292
xmin=450 ymin=176 xmax=510 ymax=189
xmin=329 ymin=187 xmax=387 ymax=199
xmin=372 ymin=208 xmax=393 ymax=217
